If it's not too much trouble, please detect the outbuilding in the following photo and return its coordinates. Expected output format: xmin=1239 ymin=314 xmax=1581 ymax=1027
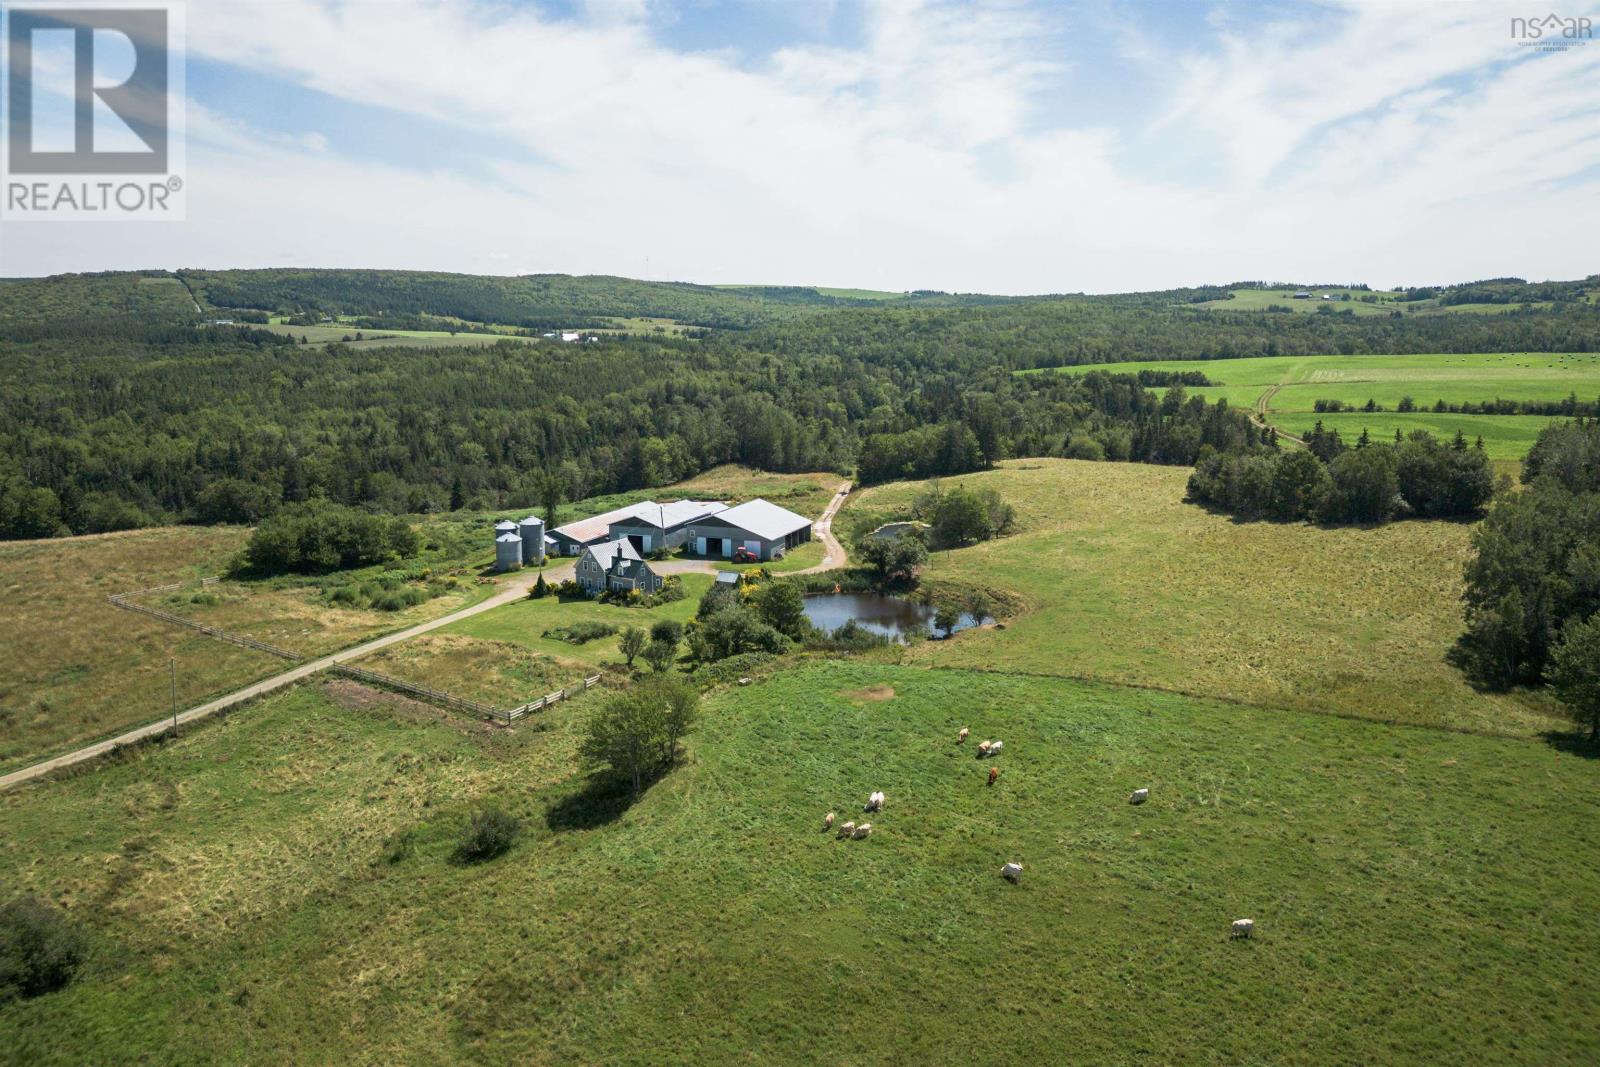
xmin=684 ymin=498 xmax=812 ymax=561
xmin=607 ymin=500 xmax=727 ymax=554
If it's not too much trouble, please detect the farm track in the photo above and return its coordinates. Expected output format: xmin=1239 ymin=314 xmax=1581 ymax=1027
xmin=1253 ymin=383 xmax=1307 ymax=447
xmin=1 ymin=492 xmax=852 ymax=791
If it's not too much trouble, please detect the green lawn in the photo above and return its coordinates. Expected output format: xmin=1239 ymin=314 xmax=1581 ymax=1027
xmin=846 ymin=460 xmax=1561 ymax=738
xmin=1023 ymin=351 xmax=1600 ymax=458
xmin=2 ymin=664 xmax=1596 ymax=1063
xmin=443 ymin=574 xmax=712 ymax=666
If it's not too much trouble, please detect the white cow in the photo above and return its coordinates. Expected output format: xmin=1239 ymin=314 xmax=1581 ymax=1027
xmin=1001 ymin=862 xmax=1023 ymax=883
xmin=824 ymin=811 xmax=836 ymax=830
xmin=1231 ymin=918 xmax=1255 ymax=940
xmin=838 ymin=821 xmax=856 ymax=838
xmin=853 ymin=822 xmax=872 ymax=839
xmin=1129 ymin=788 xmax=1149 ymax=805
xmin=865 ymin=791 xmax=885 ymax=812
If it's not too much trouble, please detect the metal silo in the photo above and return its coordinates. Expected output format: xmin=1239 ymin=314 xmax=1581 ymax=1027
xmin=495 ymin=532 xmax=524 ymax=572
xmin=519 ymin=516 xmax=545 ymax=566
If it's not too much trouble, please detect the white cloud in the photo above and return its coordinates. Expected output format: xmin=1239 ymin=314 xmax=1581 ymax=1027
xmin=1 ymin=0 xmax=1597 ymax=290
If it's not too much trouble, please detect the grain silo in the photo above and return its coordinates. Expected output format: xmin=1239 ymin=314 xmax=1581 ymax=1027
xmin=495 ymin=532 xmax=524 ymax=572
xmin=519 ymin=515 xmax=546 ymax=566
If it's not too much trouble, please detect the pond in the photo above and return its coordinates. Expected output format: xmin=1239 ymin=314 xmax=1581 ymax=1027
xmin=802 ymin=591 xmax=988 ymax=642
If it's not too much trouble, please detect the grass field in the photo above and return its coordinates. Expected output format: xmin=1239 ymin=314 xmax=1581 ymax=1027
xmin=0 ymin=526 xmax=288 ymax=774
xmin=259 ymin=323 xmax=513 ymax=348
xmin=2 ymin=663 xmax=1596 ymax=1063
xmin=444 ymin=574 xmax=712 ymax=667
xmin=1190 ymin=287 xmax=1403 ymax=315
xmin=1187 ymin=287 xmax=1571 ymax=316
xmin=846 ymin=460 xmax=1561 ymax=738
xmin=349 ymin=634 xmax=594 ymax=708
xmin=1025 ymin=351 xmax=1600 ymax=458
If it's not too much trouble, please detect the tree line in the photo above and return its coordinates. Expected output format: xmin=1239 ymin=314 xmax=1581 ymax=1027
xmin=1187 ymin=428 xmax=1496 ymax=524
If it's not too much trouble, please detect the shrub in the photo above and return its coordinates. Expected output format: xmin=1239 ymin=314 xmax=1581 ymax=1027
xmin=753 ymin=581 xmax=808 ymax=639
xmin=529 ymin=571 xmax=550 ymax=599
xmin=543 ymin=621 xmax=618 ymax=644
xmin=650 ymin=620 xmax=684 ymax=646
xmin=0 ymin=896 xmax=86 ymax=1003
xmin=453 ymin=808 xmax=520 ymax=863
xmin=619 ymin=625 xmax=647 ymax=667
xmin=690 ymin=651 xmax=778 ymax=686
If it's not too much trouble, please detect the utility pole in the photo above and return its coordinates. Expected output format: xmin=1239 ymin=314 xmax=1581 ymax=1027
xmin=171 ymin=658 xmax=178 ymax=737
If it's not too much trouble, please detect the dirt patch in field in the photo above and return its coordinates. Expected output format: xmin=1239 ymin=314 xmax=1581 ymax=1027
xmin=321 ymin=679 xmax=493 ymax=735
xmin=840 ymin=684 xmax=896 ymax=701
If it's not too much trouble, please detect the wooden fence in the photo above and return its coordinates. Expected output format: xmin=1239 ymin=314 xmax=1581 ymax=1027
xmin=495 ymin=674 xmax=603 ymax=726
xmin=328 ymin=662 xmax=500 ymax=719
xmin=108 ymin=581 xmax=303 ymax=662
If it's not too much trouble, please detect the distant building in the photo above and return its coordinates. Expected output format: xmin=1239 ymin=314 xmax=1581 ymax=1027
xmin=1292 ymin=291 xmax=1312 ymax=299
xmin=575 ymin=537 xmax=663 ymax=596
xmin=684 ymin=498 xmax=813 ymax=561
xmin=560 ymin=331 xmax=581 ymax=342
xmin=550 ymin=502 xmax=660 ymax=556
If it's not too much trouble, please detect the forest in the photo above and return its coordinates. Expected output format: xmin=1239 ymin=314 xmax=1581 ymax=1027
xmin=1 ymin=270 xmax=1598 ymax=540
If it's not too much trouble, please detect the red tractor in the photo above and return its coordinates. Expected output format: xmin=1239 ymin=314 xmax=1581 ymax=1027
xmin=731 ymin=546 xmax=760 ymax=563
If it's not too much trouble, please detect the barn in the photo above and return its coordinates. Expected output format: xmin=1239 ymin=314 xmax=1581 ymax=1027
xmin=683 ymin=498 xmax=813 ymax=561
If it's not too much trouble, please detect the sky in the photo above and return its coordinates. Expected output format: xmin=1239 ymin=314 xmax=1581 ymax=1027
xmin=1 ymin=0 xmax=1597 ymax=293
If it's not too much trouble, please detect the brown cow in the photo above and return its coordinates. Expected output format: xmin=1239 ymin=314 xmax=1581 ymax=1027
xmin=987 ymin=766 xmax=1000 ymax=786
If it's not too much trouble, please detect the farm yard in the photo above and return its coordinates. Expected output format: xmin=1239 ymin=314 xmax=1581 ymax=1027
xmin=1 ymin=664 xmax=1596 ymax=1064
xmin=1026 ymin=351 xmax=1600 ymax=460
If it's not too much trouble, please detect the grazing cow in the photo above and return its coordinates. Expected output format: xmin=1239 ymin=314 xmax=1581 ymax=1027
xmin=977 ymin=740 xmax=993 ymax=757
xmin=1129 ymin=788 xmax=1149 ymax=805
xmin=838 ymin=821 xmax=856 ymax=838
xmin=1231 ymin=918 xmax=1255 ymax=940
xmin=824 ymin=811 xmax=836 ymax=830
xmin=987 ymin=766 xmax=1000 ymax=786
xmin=865 ymin=790 xmax=885 ymax=812
xmin=853 ymin=822 xmax=872 ymax=839
xmin=957 ymin=727 xmax=970 ymax=743
xmin=988 ymin=740 xmax=1004 ymax=755
xmin=1001 ymin=862 xmax=1023 ymax=883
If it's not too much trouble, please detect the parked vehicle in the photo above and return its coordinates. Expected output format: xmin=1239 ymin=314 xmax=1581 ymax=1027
xmin=732 ymin=546 xmax=759 ymax=563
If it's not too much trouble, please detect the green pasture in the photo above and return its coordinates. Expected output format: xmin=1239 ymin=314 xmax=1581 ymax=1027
xmin=1025 ymin=351 xmax=1600 ymax=458
xmin=2 ymin=664 xmax=1595 ymax=1063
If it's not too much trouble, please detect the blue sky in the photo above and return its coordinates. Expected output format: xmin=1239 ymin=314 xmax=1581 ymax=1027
xmin=3 ymin=0 xmax=1598 ymax=291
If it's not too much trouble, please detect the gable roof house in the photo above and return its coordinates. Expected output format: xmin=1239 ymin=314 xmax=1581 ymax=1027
xmin=575 ymin=537 xmax=663 ymax=596
xmin=682 ymin=498 xmax=813 ymax=562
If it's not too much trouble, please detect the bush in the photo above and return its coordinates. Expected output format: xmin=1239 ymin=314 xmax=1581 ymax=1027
xmin=529 ymin=571 xmax=550 ymax=599
xmin=688 ymin=605 xmax=791 ymax=662
xmin=453 ymin=808 xmax=520 ymax=863
xmin=543 ymin=621 xmax=618 ymax=644
xmin=0 ymin=896 xmax=86 ymax=1002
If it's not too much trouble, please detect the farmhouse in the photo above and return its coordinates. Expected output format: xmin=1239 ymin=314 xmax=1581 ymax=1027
xmin=608 ymin=500 xmax=728 ymax=553
xmin=684 ymin=498 xmax=812 ymax=561
xmin=575 ymin=537 xmax=664 ymax=596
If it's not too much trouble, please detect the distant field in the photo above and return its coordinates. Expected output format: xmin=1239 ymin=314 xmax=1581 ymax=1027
xmin=258 ymin=323 xmax=512 ymax=348
xmin=1190 ymin=287 xmax=1403 ymax=315
xmin=1025 ymin=351 xmax=1600 ymax=458
xmin=350 ymin=633 xmax=593 ymax=708
xmin=846 ymin=460 xmax=1560 ymax=738
xmin=2 ymin=664 xmax=1595 ymax=1063
xmin=1188 ymin=287 xmax=1565 ymax=316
